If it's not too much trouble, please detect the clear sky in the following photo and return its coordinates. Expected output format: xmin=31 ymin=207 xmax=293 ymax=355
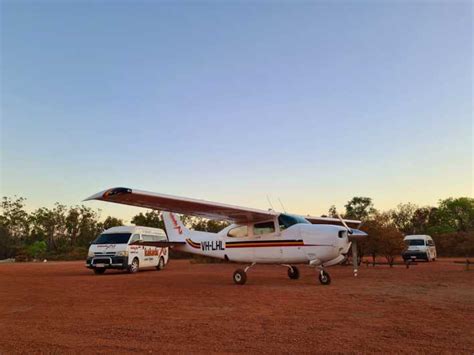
xmin=1 ymin=1 xmax=472 ymax=222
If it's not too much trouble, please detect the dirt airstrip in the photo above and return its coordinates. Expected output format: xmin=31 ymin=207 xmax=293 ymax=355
xmin=0 ymin=259 xmax=473 ymax=353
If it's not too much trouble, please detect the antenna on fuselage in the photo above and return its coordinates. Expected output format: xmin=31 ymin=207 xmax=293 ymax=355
xmin=278 ymin=198 xmax=287 ymax=213
xmin=266 ymin=195 xmax=275 ymax=211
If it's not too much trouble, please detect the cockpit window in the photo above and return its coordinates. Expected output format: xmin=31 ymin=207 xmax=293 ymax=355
xmin=228 ymin=226 xmax=248 ymax=238
xmin=278 ymin=214 xmax=310 ymax=230
xmin=254 ymin=221 xmax=276 ymax=235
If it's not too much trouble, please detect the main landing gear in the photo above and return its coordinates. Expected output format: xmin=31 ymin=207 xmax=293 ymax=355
xmin=232 ymin=262 xmax=255 ymax=285
xmin=232 ymin=263 xmax=331 ymax=285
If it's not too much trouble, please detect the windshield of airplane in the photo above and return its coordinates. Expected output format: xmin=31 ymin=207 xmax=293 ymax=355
xmin=278 ymin=214 xmax=310 ymax=230
xmin=406 ymin=239 xmax=425 ymax=246
xmin=92 ymin=233 xmax=132 ymax=244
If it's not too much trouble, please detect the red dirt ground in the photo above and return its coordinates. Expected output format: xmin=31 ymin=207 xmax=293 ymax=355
xmin=0 ymin=258 xmax=473 ymax=353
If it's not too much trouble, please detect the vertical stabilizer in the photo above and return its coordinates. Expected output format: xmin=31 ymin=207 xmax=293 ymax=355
xmin=162 ymin=212 xmax=189 ymax=242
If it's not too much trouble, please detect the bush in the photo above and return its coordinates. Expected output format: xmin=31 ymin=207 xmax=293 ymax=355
xmin=432 ymin=232 xmax=474 ymax=257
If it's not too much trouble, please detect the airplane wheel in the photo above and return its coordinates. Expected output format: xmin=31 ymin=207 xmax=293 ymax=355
xmin=287 ymin=266 xmax=300 ymax=280
xmin=233 ymin=269 xmax=247 ymax=285
xmin=318 ymin=270 xmax=331 ymax=285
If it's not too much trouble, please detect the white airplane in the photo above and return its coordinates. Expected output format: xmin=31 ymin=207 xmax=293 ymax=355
xmin=85 ymin=187 xmax=367 ymax=285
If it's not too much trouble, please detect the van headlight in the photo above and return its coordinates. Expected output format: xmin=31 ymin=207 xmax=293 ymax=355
xmin=88 ymin=250 xmax=95 ymax=257
xmin=116 ymin=250 xmax=128 ymax=257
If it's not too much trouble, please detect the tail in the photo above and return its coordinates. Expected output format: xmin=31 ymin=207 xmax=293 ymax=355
xmin=162 ymin=212 xmax=189 ymax=242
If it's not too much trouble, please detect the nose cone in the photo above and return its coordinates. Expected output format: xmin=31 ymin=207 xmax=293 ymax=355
xmin=348 ymin=229 xmax=368 ymax=241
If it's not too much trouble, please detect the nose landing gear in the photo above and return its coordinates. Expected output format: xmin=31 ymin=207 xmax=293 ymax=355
xmin=318 ymin=269 xmax=331 ymax=285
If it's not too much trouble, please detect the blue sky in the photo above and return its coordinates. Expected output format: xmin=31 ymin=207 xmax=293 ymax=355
xmin=1 ymin=1 xmax=472 ymax=221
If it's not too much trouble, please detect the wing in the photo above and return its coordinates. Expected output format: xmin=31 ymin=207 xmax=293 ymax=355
xmin=84 ymin=187 xmax=277 ymax=223
xmin=305 ymin=216 xmax=362 ymax=229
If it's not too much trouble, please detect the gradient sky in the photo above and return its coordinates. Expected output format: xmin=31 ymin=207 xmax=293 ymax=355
xmin=1 ymin=1 xmax=472 ymax=222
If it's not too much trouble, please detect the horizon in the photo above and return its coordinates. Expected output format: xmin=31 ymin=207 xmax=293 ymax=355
xmin=1 ymin=1 xmax=472 ymax=222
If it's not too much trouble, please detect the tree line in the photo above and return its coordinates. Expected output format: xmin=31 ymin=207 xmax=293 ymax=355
xmin=0 ymin=195 xmax=472 ymax=261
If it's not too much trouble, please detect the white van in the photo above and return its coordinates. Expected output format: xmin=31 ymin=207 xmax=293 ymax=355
xmin=402 ymin=235 xmax=437 ymax=262
xmin=86 ymin=226 xmax=169 ymax=274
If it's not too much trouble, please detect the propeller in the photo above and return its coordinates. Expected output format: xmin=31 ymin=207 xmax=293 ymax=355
xmin=338 ymin=214 xmax=358 ymax=277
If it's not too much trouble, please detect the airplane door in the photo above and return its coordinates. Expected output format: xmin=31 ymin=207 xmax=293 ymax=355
xmin=252 ymin=221 xmax=282 ymax=262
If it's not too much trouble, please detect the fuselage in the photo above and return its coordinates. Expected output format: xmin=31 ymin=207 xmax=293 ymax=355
xmin=173 ymin=222 xmax=353 ymax=266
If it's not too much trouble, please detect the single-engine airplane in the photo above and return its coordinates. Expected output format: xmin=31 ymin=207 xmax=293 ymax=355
xmin=85 ymin=187 xmax=368 ymax=285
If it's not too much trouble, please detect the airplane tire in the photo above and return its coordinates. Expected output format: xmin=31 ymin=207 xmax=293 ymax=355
xmin=156 ymin=257 xmax=165 ymax=271
xmin=233 ymin=269 xmax=247 ymax=285
xmin=318 ymin=270 xmax=331 ymax=285
xmin=287 ymin=266 xmax=300 ymax=280
xmin=93 ymin=268 xmax=106 ymax=275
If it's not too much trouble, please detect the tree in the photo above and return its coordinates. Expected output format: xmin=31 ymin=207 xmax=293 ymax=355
xmin=102 ymin=216 xmax=124 ymax=230
xmin=411 ymin=207 xmax=432 ymax=234
xmin=189 ymin=218 xmax=229 ymax=233
xmin=428 ymin=197 xmax=474 ymax=234
xmin=390 ymin=203 xmax=418 ymax=234
xmin=344 ymin=197 xmax=376 ymax=221
xmin=131 ymin=210 xmax=164 ymax=229
xmin=26 ymin=240 xmax=47 ymax=259
xmin=327 ymin=205 xmax=338 ymax=218
xmin=361 ymin=212 xmax=404 ymax=266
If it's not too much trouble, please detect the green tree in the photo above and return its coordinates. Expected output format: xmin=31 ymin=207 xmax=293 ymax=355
xmin=131 ymin=210 xmax=164 ymax=229
xmin=390 ymin=203 xmax=418 ymax=234
xmin=190 ymin=218 xmax=229 ymax=233
xmin=344 ymin=197 xmax=376 ymax=221
xmin=327 ymin=205 xmax=338 ymax=218
xmin=26 ymin=240 xmax=47 ymax=259
xmin=411 ymin=207 xmax=432 ymax=234
xmin=102 ymin=216 xmax=124 ymax=230
xmin=428 ymin=197 xmax=474 ymax=234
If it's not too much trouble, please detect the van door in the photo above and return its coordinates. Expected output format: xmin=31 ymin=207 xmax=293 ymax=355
xmin=142 ymin=234 xmax=158 ymax=267
xmin=128 ymin=234 xmax=142 ymax=266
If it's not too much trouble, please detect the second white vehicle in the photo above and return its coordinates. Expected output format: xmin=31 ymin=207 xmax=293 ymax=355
xmin=402 ymin=234 xmax=437 ymax=262
xmin=86 ymin=226 xmax=169 ymax=274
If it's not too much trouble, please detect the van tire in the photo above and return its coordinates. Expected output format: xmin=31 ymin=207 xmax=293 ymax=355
xmin=156 ymin=257 xmax=165 ymax=271
xmin=93 ymin=268 xmax=106 ymax=275
xmin=128 ymin=258 xmax=139 ymax=273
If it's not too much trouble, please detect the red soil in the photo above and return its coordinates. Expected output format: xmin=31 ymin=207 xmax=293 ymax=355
xmin=0 ymin=259 xmax=473 ymax=353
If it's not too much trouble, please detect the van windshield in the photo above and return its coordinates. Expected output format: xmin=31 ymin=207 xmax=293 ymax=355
xmin=406 ymin=239 xmax=425 ymax=246
xmin=92 ymin=233 xmax=131 ymax=244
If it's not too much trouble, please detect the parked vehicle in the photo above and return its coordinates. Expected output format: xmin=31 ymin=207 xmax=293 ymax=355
xmin=86 ymin=226 xmax=169 ymax=274
xmin=402 ymin=235 xmax=436 ymax=262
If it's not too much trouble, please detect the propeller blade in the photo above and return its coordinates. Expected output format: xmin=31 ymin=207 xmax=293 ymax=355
xmin=337 ymin=214 xmax=353 ymax=234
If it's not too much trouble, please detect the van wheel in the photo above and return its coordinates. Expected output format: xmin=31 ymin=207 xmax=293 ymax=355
xmin=128 ymin=258 xmax=139 ymax=273
xmin=93 ymin=268 xmax=106 ymax=275
xmin=156 ymin=257 xmax=165 ymax=271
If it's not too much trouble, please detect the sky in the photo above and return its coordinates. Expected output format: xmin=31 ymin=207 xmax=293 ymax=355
xmin=1 ymin=0 xmax=472 ymax=222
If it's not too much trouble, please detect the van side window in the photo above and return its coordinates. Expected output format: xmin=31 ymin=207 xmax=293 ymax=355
xmin=142 ymin=234 xmax=156 ymax=242
xmin=427 ymin=239 xmax=435 ymax=246
xmin=228 ymin=226 xmax=248 ymax=238
xmin=254 ymin=221 xmax=276 ymax=235
xmin=129 ymin=234 xmax=140 ymax=244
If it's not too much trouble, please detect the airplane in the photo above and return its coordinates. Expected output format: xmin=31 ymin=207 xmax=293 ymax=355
xmin=85 ymin=187 xmax=368 ymax=285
